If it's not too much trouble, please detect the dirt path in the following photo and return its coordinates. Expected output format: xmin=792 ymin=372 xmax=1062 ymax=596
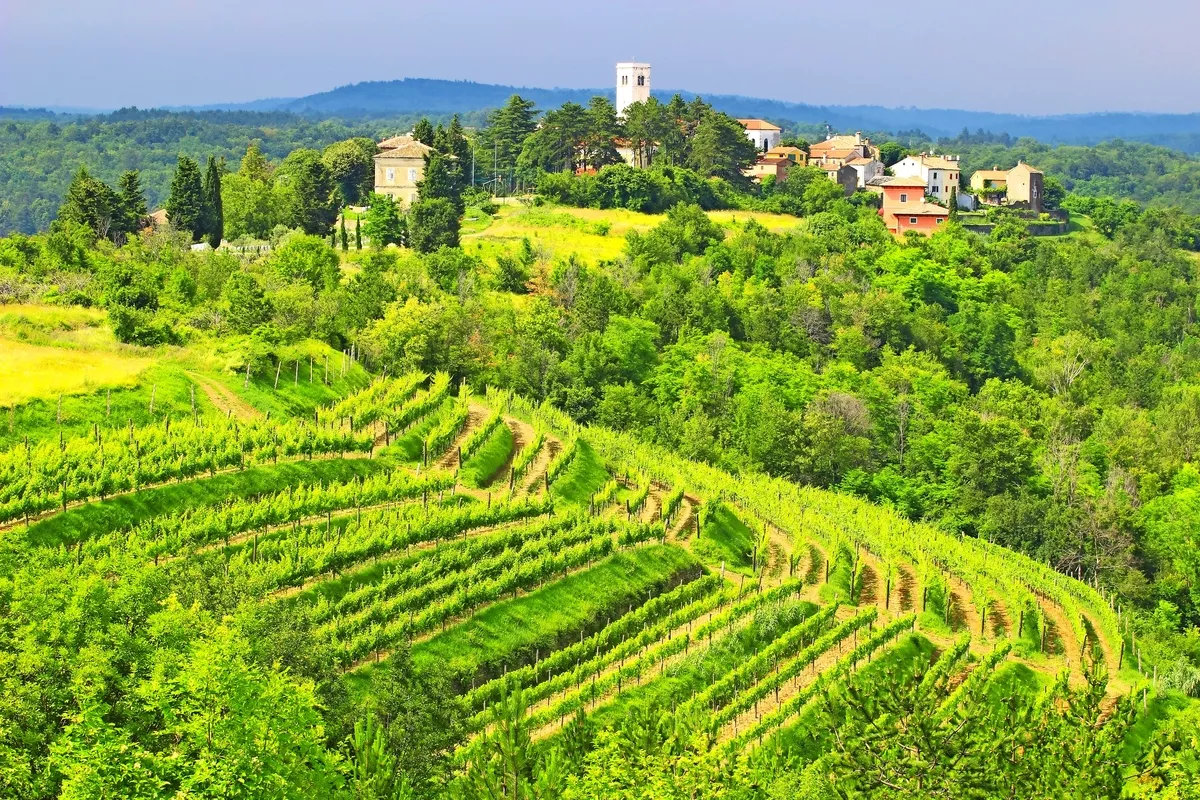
xmin=947 ymin=575 xmax=983 ymax=641
xmin=523 ymin=438 xmax=559 ymax=495
xmin=438 ymin=405 xmax=488 ymax=470
xmin=668 ymin=495 xmax=698 ymax=541
xmin=187 ymin=371 xmax=262 ymax=420
xmin=987 ymin=600 xmax=1011 ymax=639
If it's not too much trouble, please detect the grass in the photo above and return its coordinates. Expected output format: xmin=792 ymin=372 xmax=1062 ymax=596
xmin=380 ymin=398 xmax=454 ymax=465
xmin=461 ymin=203 xmax=805 ymax=267
xmin=694 ymin=505 xmax=756 ymax=575
xmin=20 ymin=457 xmax=389 ymax=548
xmin=460 ymin=423 xmax=514 ymax=488
xmin=550 ymin=440 xmax=610 ymax=508
xmin=405 ymin=544 xmax=700 ymax=684
xmin=206 ymin=339 xmax=372 ymax=418
xmin=0 ymin=363 xmax=213 ymax=450
xmin=0 ymin=337 xmax=154 ymax=407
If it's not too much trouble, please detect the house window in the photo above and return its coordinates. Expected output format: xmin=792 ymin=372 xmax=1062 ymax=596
xmin=932 ymin=172 xmax=938 ymax=180
xmin=909 ymin=217 xmax=918 ymax=225
xmin=385 ymin=168 xmax=395 ymax=184
xmin=936 ymin=218 xmax=945 ymax=224
xmin=899 ymin=193 xmax=908 ymax=203
xmin=408 ymin=168 xmax=418 ymax=182
xmin=931 ymin=185 xmax=939 ymax=193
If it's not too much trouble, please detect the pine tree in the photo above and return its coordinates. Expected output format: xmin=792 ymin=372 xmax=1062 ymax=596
xmin=413 ymin=118 xmax=435 ymax=146
xmin=116 ymin=170 xmax=147 ymax=236
xmin=57 ymin=166 xmax=118 ymax=241
xmin=166 ymin=155 xmax=205 ymax=242
xmin=339 ymin=214 xmax=349 ymax=251
xmin=202 ymin=156 xmax=224 ymax=248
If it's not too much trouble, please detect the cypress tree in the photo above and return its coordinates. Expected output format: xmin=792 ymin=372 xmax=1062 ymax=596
xmin=949 ymin=187 xmax=960 ymax=222
xmin=202 ymin=156 xmax=224 ymax=248
xmin=355 ymin=217 xmax=362 ymax=250
xmin=340 ymin=214 xmax=349 ymax=251
xmin=166 ymin=155 xmax=205 ymax=242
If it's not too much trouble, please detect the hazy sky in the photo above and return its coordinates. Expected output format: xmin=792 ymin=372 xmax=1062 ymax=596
xmin=2 ymin=0 xmax=1197 ymax=115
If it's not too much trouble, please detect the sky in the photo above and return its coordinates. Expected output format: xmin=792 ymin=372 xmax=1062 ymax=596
xmin=2 ymin=0 xmax=1198 ymax=115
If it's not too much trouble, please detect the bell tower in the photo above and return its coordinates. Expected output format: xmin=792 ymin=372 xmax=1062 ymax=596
xmin=615 ymin=61 xmax=651 ymax=117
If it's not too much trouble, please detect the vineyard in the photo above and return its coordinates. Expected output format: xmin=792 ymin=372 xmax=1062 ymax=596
xmin=0 ymin=369 xmax=1185 ymax=797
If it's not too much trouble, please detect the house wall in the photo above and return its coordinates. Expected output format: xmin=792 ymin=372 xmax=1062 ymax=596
xmin=374 ymin=156 xmax=424 ymax=206
xmin=745 ymin=129 xmax=781 ymax=151
xmin=895 ymin=214 xmax=948 ymax=235
xmin=850 ymin=160 xmax=883 ymax=188
xmin=1008 ymin=170 xmax=1044 ymax=212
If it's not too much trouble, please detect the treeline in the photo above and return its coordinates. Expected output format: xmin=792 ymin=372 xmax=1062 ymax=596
xmin=0 ymin=111 xmax=440 ymax=234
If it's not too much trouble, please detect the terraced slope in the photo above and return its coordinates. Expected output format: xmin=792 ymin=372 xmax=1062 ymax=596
xmin=0 ymin=372 xmax=1170 ymax=794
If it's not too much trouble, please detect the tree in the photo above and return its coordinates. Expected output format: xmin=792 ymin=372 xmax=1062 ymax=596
xmin=494 ymin=253 xmax=529 ymax=293
xmin=518 ymin=102 xmax=589 ymax=177
xmin=686 ymin=112 xmax=758 ymax=183
xmin=408 ymin=198 xmax=459 ymax=254
xmin=583 ymin=96 xmax=623 ymax=170
xmin=223 ymin=270 xmax=272 ymax=333
xmin=202 ymin=156 xmax=224 ymax=248
xmin=444 ymin=115 xmax=472 ymax=166
xmin=116 ymin=170 xmax=147 ymax=236
xmin=363 ymin=193 xmax=405 ymax=248
xmin=413 ymin=118 xmax=435 ymax=146
xmin=322 ymin=138 xmax=377 ymax=205
xmin=239 ymin=139 xmax=274 ymax=183
xmin=57 ymin=166 xmax=118 ymax=241
xmin=948 ymin=186 xmax=959 ymax=220
xmin=879 ymin=141 xmax=907 ymax=167
xmin=339 ymin=214 xmax=349 ymax=251
xmin=481 ymin=95 xmax=539 ymax=190
xmin=355 ymin=217 xmax=362 ymax=250
xmin=417 ymin=151 xmax=463 ymax=212
xmin=1043 ymin=175 xmax=1066 ymax=210
xmin=166 ymin=155 xmax=205 ymax=242
xmin=275 ymin=148 xmax=339 ymax=236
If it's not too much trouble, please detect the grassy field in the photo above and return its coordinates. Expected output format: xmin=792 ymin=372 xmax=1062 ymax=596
xmin=0 ymin=338 xmax=154 ymax=407
xmin=694 ymin=505 xmax=757 ymax=575
xmin=461 ymin=203 xmax=805 ymax=266
xmin=550 ymin=440 xmax=610 ymax=508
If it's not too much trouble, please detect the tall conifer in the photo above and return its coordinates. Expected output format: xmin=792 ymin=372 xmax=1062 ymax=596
xmin=166 ymin=155 xmax=205 ymax=242
xmin=202 ymin=156 xmax=224 ymax=248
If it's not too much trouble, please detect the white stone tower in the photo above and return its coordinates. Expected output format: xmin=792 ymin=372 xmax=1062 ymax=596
xmin=615 ymin=62 xmax=651 ymax=117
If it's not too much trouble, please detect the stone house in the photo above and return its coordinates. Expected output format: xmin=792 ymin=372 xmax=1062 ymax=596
xmin=1006 ymin=162 xmax=1045 ymax=211
xmin=891 ymin=153 xmax=963 ymax=205
xmin=809 ymin=132 xmax=881 ymax=163
xmin=373 ymin=135 xmax=433 ymax=207
xmin=846 ymin=156 xmax=884 ymax=188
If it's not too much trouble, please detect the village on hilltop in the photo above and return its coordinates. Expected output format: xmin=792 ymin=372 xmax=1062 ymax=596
xmin=370 ymin=60 xmax=1049 ymax=237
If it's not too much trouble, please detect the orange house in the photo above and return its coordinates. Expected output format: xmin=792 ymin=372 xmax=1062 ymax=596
xmin=877 ymin=177 xmax=949 ymax=236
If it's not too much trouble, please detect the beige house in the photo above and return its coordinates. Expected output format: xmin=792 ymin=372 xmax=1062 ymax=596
xmin=373 ymin=135 xmax=433 ymax=206
xmin=737 ymin=119 xmax=782 ymax=152
xmin=969 ymin=161 xmax=1045 ymax=211
xmin=891 ymin=153 xmax=962 ymax=204
xmin=1006 ymin=162 xmax=1045 ymax=211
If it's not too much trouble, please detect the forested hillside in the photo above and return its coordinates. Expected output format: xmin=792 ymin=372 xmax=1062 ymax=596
xmin=2 ymin=89 xmax=1200 ymax=796
xmin=5 ymin=98 xmax=1200 ymax=235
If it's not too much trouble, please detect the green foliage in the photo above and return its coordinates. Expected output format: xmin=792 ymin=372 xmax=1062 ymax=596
xmin=166 ymin=155 xmax=206 ymax=242
xmin=276 ymin=148 xmax=340 ymax=236
xmin=408 ymin=198 xmax=460 ymax=254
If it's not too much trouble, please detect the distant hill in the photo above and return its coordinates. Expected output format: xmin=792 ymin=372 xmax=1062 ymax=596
xmin=194 ymin=77 xmax=1200 ymax=152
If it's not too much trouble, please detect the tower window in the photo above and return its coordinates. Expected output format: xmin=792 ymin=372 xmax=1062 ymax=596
xmin=637 ymin=75 xmax=645 ymax=86
xmin=622 ymin=75 xmax=628 ymax=86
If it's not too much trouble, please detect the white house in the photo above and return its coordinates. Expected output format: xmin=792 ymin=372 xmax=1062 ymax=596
xmin=616 ymin=62 xmax=651 ymax=117
xmin=891 ymin=153 xmax=964 ymax=205
xmin=737 ymin=119 xmax=782 ymax=152
xmin=846 ymin=157 xmax=884 ymax=188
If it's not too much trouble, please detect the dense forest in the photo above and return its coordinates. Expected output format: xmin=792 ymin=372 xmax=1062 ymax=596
xmin=2 ymin=91 xmax=1200 ymax=796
